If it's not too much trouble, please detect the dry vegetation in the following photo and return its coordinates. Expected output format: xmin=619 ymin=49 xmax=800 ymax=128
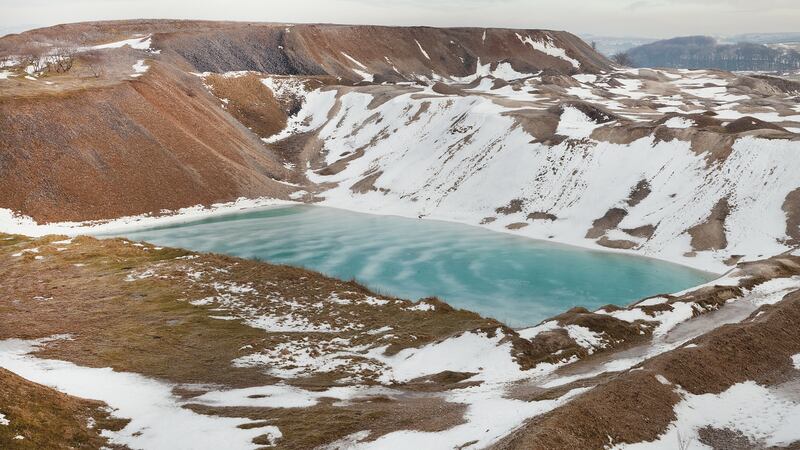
xmin=0 ymin=232 xmax=499 ymax=448
xmin=0 ymin=368 xmax=126 ymax=449
xmin=2 ymin=232 xmax=800 ymax=448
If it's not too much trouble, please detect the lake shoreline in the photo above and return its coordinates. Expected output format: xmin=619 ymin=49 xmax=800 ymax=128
xmin=1 ymin=199 xmax=726 ymax=276
xmin=111 ymin=204 xmax=714 ymax=327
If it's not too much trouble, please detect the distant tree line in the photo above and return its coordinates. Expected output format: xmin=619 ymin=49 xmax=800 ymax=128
xmin=623 ymin=36 xmax=800 ymax=71
xmin=611 ymin=52 xmax=633 ymax=67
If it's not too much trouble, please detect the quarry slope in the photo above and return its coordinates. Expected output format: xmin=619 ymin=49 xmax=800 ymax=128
xmin=1 ymin=20 xmax=611 ymax=78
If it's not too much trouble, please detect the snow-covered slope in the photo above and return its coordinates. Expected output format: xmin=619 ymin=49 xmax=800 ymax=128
xmin=268 ymin=69 xmax=800 ymax=273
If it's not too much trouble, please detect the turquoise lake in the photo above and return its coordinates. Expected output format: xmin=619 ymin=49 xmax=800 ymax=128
xmin=114 ymin=205 xmax=715 ymax=327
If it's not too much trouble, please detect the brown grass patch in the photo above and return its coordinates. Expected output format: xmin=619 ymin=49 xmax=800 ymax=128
xmin=0 ymin=368 xmax=126 ymax=449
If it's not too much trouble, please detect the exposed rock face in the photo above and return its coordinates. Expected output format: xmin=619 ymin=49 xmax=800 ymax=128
xmin=585 ymin=208 xmax=628 ymax=239
xmin=785 ymin=188 xmax=800 ymax=246
xmin=687 ymin=198 xmax=730 ymax=251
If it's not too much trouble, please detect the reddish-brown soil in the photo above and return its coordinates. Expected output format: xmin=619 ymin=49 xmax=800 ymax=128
xmin=0 ymin=62 xmax=294 ymax=223
xmin=202 ymin=72 xmax=289 ymax=138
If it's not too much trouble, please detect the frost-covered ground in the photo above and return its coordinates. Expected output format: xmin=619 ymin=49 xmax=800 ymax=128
xmin=0 ymin=337 xmax=282 ymax=449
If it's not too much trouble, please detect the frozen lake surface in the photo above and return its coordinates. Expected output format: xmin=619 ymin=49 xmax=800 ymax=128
xmin=115 ymin=205 xmax=714 ymax=327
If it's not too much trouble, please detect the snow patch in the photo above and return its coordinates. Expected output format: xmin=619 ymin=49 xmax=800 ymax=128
xmin=370 ymin=330 xmax=526 ymax=383
xmin=89 ymin=35 xmax=154 ymax=51
xmin=341 ymin=52 xmax=373 ymax=82
xmin=556 ymin=106 xmax=603 ymax=138
xmin=190 ymin=383 xmax=389 ymax=409
xmin=261 ymin=80 xmax=337 ymax=143
xmin=518 ymin=320 xmax=560 ymax=340
xmin=366 ymin=326 xmax=393 ymax=335
xmin=516 ymin=33 xmax=580 ymax=68
xmin=131 ymin=59 xmax=148 ymax=77
xmin=350 ymin=385 xmax=590 ymax=449
xmin=564 ymin=325 xmax=606 ymax=354
xmin=663 ymin=117 xmax=694 ymax=129
xmin=747 ymin=276 xmax=800 ymax=306
xmin=614 ymin=381 xmax=800 ymax=449
xmin=414 ymin=40 xmax=431 ymax=60
xmin=0 ymin=337 xmax=281 ymax=450
xmin=404 ymin=301 xmax=435 ymax=311
xmin=0 ymin=197 xmax=295 ymax=237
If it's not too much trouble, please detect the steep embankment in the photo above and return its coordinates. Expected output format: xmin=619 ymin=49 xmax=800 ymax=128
xmin=156 ymin=23 xmax=610 ymax=79
xmin=0 ymin=61 xmax=293 ymax=222
xmin=2 ymin=20 xmax=799 ymax=270
xmin=0 ymin=20 xmax=610 ymax=78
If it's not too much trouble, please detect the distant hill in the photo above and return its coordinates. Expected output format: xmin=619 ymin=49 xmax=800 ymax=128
xmin=625 ymin=35 xmax=800 ymax=71
xmin=724 ymin=32 xmax=800 ymax=45
xmin=578 ymin=34 xmax=657 ymax=57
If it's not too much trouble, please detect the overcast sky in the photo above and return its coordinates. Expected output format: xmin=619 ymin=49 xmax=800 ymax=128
xmin=1 ymin=0 xmax=798 ymax=38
